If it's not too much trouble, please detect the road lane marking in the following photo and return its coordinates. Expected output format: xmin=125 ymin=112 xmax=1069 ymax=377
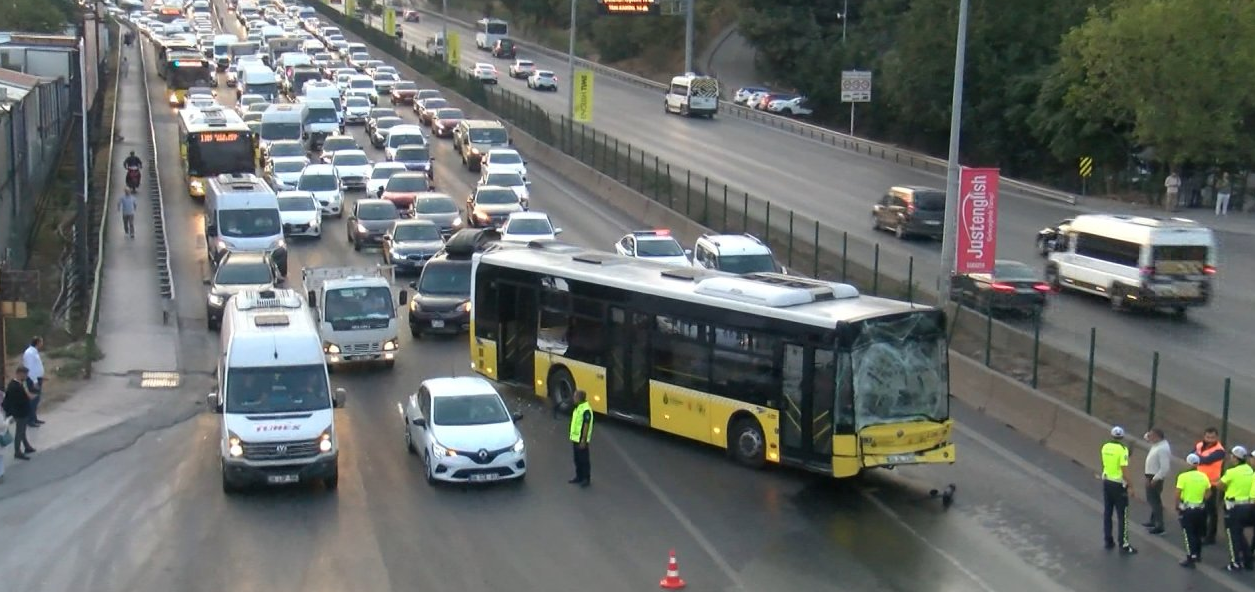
xmin=604 ymin=436 xmax=747 ymax=591
xmin=859 ymin=491 xmax=1002 ymax=592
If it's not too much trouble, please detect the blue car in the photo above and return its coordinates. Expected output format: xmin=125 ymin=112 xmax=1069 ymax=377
xmin=391 ymin=144 xmax=433 ymax=178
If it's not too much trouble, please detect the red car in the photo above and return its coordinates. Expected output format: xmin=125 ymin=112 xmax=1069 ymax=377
xmin=380 ymin=173 xmax=434 ymax=214
xmin=403 ymin=10 xmax=421 ymax=22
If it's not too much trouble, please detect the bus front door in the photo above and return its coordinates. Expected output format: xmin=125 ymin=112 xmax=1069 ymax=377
xmin=780 ymin=344 xmax=836 ymax=469
xmin=606 ymin=307 xmax=650 ymax=421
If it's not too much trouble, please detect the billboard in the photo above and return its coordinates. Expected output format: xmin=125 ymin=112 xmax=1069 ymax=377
xmin=573 ymin=69 xmax=594 ymax=123
xmin=597 ymin=0 xmax=660 ymax=15
xmin=955 ymin=167 xmax=1000 ymax=274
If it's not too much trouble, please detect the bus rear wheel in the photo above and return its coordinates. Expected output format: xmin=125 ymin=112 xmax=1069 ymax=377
xmin=729 ymin=418 xmax=766 ymax=469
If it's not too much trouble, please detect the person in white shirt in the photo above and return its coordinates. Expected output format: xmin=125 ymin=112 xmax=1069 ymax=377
xmin=22 ymin=336 xmax=45 ymax=427
xmin=1143 ymin=428 xmax=1172 ymax=534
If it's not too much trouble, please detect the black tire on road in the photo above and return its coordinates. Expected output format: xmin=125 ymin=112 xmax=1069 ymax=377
xmin=729 ymin=418 xmax=767 ymax=469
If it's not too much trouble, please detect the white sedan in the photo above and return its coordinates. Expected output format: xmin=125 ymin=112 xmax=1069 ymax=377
xmin=614 ymin=229 xmax=691 ymax=267
xmin=478 ymin=170 xmax=529 ymax=206
xmin=500 ymin=212 xmax=561 ymax=243
xmin=527 ymin=70 xmax=557 ymax=91
xmin=481 ymin=148 xmax=528 ymax=183
xmin=472 ymin=62 xmax=499 ymax=84
xmin=276 ymin=190 xmax=322 ymax=238
xmin=330 ymin=149 xmax=372 ymax=190
xmin=767 ymin=96 xmax=812 ymax=117
xmin=367 ymin=162 xmax=409 ymax=196
xmin=404 ymin=377 xmax=527 ymax=485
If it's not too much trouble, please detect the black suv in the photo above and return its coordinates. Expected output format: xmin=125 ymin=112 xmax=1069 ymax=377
xmin=407 ymin=229 xmax=498 ymax=336
xmin=491 ymin=39 xmax=516 ymax=59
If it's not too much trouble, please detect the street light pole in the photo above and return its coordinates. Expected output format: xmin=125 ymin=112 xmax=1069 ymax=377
xmin=567 ymin=0 xmax=577 ymax=117
xmin=841 ymin=0 xmax=847 ymax=44
xmin=441 ymin=0 xmax=448 ymax=61
xmin=684 ymin=0 xmax=694 ymax=72
xmin=938 ymin=0 xmax=970 ymax=307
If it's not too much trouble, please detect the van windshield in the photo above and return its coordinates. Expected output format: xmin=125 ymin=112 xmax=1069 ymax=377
xmin=225 ymin=364 xmax=330 ymax=414
xmin=419 ymin=261 xmax=471 ymax=296
xmin=469 ymin=128 xmax=507 ymax=144
xmin=324 ymin=286 xmax=395 ymax=325
xmin=219 ymin=208 xmax=281 ymax=238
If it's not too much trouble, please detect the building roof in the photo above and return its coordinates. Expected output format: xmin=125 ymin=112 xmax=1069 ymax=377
xmin=0 ymin=67 xmax=53 ymax=104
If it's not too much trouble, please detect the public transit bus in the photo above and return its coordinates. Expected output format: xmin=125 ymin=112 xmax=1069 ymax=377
xmin=474 ymin=18 xmax=508 ymax=50
xmin=163 ymin=54 xmax=214 ymax=107
xmin=155 ymin=3 xmax=185 ymax=22
xmin=177 ymin=107 xmax=258 ymax=198
xmin=468 ymin=243 xmax=956 ymax=478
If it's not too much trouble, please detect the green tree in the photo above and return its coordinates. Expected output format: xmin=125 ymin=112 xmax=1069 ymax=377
xmin=1042 ymin=0 xmax=1255 ymax=169
xmin=0 ymin=0 xmax=74 ymax=33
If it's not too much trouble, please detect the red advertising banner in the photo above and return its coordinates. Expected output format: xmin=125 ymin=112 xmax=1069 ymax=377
xmin=955 ymin=167 xmax=1000 ymax=274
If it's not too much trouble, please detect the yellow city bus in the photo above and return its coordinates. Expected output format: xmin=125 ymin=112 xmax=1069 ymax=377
xmin=468 ymin=242 xmax=955 ymax=478
xmin=177 ymin=107 xmax=257 ymax=198
xmin=163 ymin=53 xmax=214 ymax=107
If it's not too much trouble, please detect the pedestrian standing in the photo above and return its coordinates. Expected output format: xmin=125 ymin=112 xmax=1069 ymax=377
xmin=1165 ymin=171 xmax=1182 ymax=211
xmin=1219 ymin=446 xmax=1254 ymax=571
xmin=567 ymin=389 xmax=592 ymax=487
xmin=1215 ymin=172 xmax=1233 ymax=216
xmin=1177 ymin=453 xmax=1213 ymax=568
xmin=1195 ymin=427 xmax=1226 ymax=544
xmin=119 ymin=191 xmax=138 ymax=238
xmin=2 ymin=366 xmax=36 ymax=460
xmin=1143 ymin=428 xmax=1172 ymax=534
xmin=22 ymin=336 xmax=46 ymax=427
xmin=1101 ymin=426 xmax=1138 ymax=554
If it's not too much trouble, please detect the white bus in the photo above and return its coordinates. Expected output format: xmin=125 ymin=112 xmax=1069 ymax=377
xmin=475 ymin=18 xmax=508 ymax=50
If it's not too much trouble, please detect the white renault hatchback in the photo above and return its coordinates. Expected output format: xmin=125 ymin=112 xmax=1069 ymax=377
xmin=403 ymin=376 xmax=526 ymax=485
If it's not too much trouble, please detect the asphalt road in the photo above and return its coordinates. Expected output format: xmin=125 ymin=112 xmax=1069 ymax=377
xmin=0 ymin=14 xmax=1247 ymax=592
xmin=331 ymin=8 xmax=1255 ymax=429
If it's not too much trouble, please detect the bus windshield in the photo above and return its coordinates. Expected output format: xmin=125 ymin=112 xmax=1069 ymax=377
xmin=187 ymin=133 xmax=255 ymax=177
xmin=225 ymin=364 xmax=330 ymax=414
xmin=849 ymin=311 xmax=948 ymax=429
xmin=169 ymin=64 xmax=214 ymax=89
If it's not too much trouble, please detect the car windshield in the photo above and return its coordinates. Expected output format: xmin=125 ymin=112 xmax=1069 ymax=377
xmin=432 ymin=393 xmax=510 ymax=426
xmin=387 ymin=176 xmax=430 ymax=192
xmin=375 ymin=118 xmax=402 ymax=130
xmin=298 ymin=173 xmax=336 ymax=191
xmin=717 ymin=254 xmax=776 ymax=274
xmin=506 ymin=218 xmax=552 ymax=235
xmin=389 ymin=133 xmax=424 ymax=147
xmin=395 ymin=146 xmax=429 ymax=161
xmin=218 ymin=208 xmax=281 ymax=238
xmin=215 ymin=260 xmax=272 ymax=285
xmin=517 ymin=60 xmax=534 ymax=67
xmin=850 ymin=311 xmax=949 ymax=429
xmin=536 ymin=71 xmax=555 ymax=79
xmin=272 ymin=160 xmax=305 ymax=173
xmin=323 ymin=138 xmax=356 ymax=152
xmin=393 ymin=81 xmax=417 ymax=91
xmin=638 ymin=238 xmax=684 ymax=257
xmin=372 ymin=166 xmax=404 ymax=180
xmin=393 ymin=224 xmax=441 ymax=241
xmin=333 ymin=153 xmax=369 ymax=166
xmin=225 ymin=364 xmax=329 ymax=414
xmin=358 ymin=202 xmax=398 ymax=220
xmin=247 ymin=103 xmax=270 ymax=113
xmin=346 ymin=97 xmax=370 ymax=108
xmin=421 ymin=98 xmax=447 ymax=110
xmin=992 ymin=262 xmax=1038 ymax=281
xmin=324 ymin=286 xmax=395 ymax=323
xmin=414 ymin=197 xmax=457 ymax=214
xmin=484 ymin=173 xmax=524 ymax=186
xmin=487 ymin=152 xmax=521 ymax=165
xmin=469 ymin=128 xmax=507 ymax=144
xmin=268 ymin=141 xmax=305 ymax=158
xmin=419 ymin=261 xmax=471 ymax=296
xmin=350 ymin=79 xmax=373 ymax=89
xmin=477 ymin=189 xmax=517 ymax=205
xmin=278 ymin=196 xmax=317 ymax=211
xmin=434 ymin=108 xmax=463 ymax=120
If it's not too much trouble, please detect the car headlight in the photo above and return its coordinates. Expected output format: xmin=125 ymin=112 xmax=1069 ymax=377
xmin=512 ymin=438 xmax=525 ymax=453
xmin=470 ymin=148 xmax=480 ymax=155
xmin=269 ymin=237 xmax=286 ymax=250
xmin=190 ymin=179 xmax=204 ymax=192
xmin=409 ymin=299 xmax=419 ymax=311
xmin=319 ymin=429 xmax=333 ymax=452
xmin=169 ymin=93 xmax=178 ymax=103
xmin=382 ymin=339 xmax=397 ymax=351
xmin=324 ymin=342 xmax=341 ymax=354
xmin=207 ymin=292 xmax=225 ymax=306
xmin=228 ymin=431 xmax=244 ymax=457
xmin=452 ymin=217 xmax=463 ymax=227
xmin=216 ymin=238 xmax=229 ymax=252
xmin=432 ymin=441 xmax=452 ymax=457
xmin=474 ymin=210 xmax=490 ymax=221
xmin=459 ymin=301 xmax=472 ymax=312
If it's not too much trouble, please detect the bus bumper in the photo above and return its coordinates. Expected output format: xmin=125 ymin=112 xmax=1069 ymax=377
xmin=862 ymin=441 xmax=956 ymax=470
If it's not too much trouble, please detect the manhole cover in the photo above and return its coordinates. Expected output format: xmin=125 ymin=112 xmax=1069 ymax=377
xmin=140 ymin=371 xmax=181 ymax=388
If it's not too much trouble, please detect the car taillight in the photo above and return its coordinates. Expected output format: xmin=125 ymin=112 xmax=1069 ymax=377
xmin=906 ymin=203 xmax=916 ymax=214
xmin=1033 ymin=283 xmax=1052 ymax=293
xmin=990 ymin=282 xmax=1017 ymax=293
xmin=1203 ymin=265 xmax=1216 ymax=275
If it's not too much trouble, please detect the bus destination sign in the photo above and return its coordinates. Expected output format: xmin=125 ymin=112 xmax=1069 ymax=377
xmin=597 ymin=0 xmax=659 ymax=15
xmin=198 ymin=132 xmax=241 ymax=142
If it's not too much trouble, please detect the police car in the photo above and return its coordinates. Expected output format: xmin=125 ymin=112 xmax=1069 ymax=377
xmin=613 ymin=229 xmax=691 ymax=267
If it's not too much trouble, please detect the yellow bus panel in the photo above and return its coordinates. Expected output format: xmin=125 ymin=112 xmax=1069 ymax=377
xmin=533 ymin=353 xmax=608 ymax=415
xmin=648 ymin=380 xmax=781 ymax=463
xmin=470 ymin=336 xmax=498 ymax=380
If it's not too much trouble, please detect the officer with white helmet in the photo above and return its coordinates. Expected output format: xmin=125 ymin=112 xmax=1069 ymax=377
xmin=1100 ymin=426 xmax=1137 ymax=553
xmin=1218 ymin=445 xmax=1254 ymax=570
xmin=1176 ymin=453 xmax=1213 ymax=568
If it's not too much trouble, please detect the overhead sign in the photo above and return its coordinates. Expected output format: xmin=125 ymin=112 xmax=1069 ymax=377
xmin=840 ymin=70 xmax=872 ymax=103
xmin=597 ymin=0 xmax=660 ymax=15
xmin=573 ymin=69 xmax=594 ymax=123
xmin=956 ymin=168 xmax=1000 ymax=274
xmin=447 ymin=31 xmax=460 ymax=66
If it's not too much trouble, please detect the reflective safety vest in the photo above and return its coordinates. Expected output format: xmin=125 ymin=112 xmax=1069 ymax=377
xmin=1101 ymin=440 xmax=1129 ymax=483
xmin=569 ymin=401 xmax=593 ymax=443
xmin=1178 ymin=469 xmax=1211 ymax=505
xmin=1196 ymin=442 xmax=1225 ymax=483
xmin=1221 ymin=464 xmax=1255 ymax=501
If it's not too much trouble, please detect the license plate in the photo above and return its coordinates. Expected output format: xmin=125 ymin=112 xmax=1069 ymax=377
xmin=267 ymin=474 xmax=299 ymax=484
xmin=1017 ymin=288 xmax=1035 ymax=294
xmin=431 ymin=320 xmax=445 ymax=328
xmin=924 ymin=220 xmax=941 ymax=225
xmin=886 ymin=454 xmax=917 ymax=464
xmin=469 ymin=473 xmax=498 ymax=482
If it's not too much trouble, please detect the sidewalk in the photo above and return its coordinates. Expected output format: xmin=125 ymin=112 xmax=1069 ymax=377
xmin=1075 ymin=194 xmax=1255 ymax=236
xmin=2 ymin=40 xmax=182 ymax=470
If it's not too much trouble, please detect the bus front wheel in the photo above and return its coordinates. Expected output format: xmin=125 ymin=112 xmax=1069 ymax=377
xmin=547 ymin=367 xmax=576 ymax=414
xmin=729 ymin=418 xmax=766 ymax=469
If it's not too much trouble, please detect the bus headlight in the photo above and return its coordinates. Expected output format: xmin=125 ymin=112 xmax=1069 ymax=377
xmin=228 ymin=432 xmax=244 ymax=457
xmin=190 ymin=179 xmax=204 ymax=193
xmin=169 ymin=93 xmax=178 ymax=103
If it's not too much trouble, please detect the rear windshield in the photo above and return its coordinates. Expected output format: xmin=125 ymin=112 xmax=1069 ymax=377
xmin=387 ymin=175 xmax=431 ymax=192
xmin=359 ymin=202 xmax=399 ymax=220
xmin=993 ymin=262 xmax=1038 ymax=280
xmin=912 ymin=192 xmax=946 ymax=211
xmin=1153 ymin=245 xmax=1209 ymax=262
xmin=415 ymin=197 xmax=457 ymax=214
xmin=395 ymin=146 xmax=430 ymax=161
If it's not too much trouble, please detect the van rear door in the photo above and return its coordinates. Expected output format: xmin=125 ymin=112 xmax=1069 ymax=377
xmin=1147 ymin=243 xmax=1213 ymax=300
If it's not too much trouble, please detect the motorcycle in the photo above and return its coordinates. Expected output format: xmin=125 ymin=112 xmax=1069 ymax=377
xmin=125 ymin=164 xmax=142 ymax=194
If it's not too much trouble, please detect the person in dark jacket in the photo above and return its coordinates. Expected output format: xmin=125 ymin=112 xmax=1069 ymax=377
xmin=2 ymin=366 xmax=36 ymax=459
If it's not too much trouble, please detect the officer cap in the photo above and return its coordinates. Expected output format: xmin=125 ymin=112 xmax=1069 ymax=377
xmin=1110 ymin=426 xmax=1125 ymax=439
xmin=1186 ymin=453 xmax=1201 ymax=465
xmin=1233 ymin=446 xmax=1248 ymax=459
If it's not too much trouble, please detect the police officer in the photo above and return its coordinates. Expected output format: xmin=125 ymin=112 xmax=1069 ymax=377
xmin=1101 ymin=426 xmax=1138 ymax=553
xmin=1219 ymin=446 xmax=1254 ymax=571
xmin=567 ymin=390 xmax=593 ymax=487
xmin=1176 ymin=453 xmax=1213 ymax=568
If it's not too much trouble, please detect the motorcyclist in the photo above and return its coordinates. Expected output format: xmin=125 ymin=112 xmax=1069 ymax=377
xmin=124 ymin=151 xmax=143 ymax=193
xmin=123 ymin=151 xmax=143 ymax=170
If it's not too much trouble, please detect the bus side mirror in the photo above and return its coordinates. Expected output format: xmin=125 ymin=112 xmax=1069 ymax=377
xmin=398 ymin=289 xmax=409 ymax=306
xmin=307 ymin=289 xmax=316 ymax=304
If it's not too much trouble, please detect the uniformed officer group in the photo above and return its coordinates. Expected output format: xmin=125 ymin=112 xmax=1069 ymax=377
xmin=1101 ymin=424 xmax=1255 ymax=572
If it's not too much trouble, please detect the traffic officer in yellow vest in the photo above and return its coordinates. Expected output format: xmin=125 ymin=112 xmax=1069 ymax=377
xmin=568 ymin=390 xmax=593 ymax=487
xmin=1176 ymin=453 xmax=1213 ymax=568
xmin=1219 ymin=445 xmax=1254 ymax=571
xmin=1101 ymin=426 xmax=1138 ymax=554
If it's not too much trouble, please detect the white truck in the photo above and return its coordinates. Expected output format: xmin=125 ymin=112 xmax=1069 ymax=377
xmin=302 ymin=266 xmax=409 ymax=369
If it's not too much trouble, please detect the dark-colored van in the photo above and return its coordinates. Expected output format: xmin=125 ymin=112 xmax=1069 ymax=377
xmin=873 ymin=185 xmax=947 ymax=240
xmin=492 ymin=39 xmax=516 ymax=59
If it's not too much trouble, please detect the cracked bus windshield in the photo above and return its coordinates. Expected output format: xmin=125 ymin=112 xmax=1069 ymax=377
xmin=850 ymin=310 xmax=948 ymax=429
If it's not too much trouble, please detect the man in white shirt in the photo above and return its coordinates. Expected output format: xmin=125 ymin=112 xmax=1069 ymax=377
xmin=22 ymin=336 xmax=45 ymax=427
xmin=1143 ymin=428 xmax=1171 ymax=534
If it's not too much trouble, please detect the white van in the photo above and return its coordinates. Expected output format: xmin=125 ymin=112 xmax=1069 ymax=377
xmin=204 ymin=173 xmax=289 ymax=277
xmin=1045 ymin=214 xmax=1216 ymax=315
xmin=212 ymin=34 xmax=239 ymax=70
xmin=259 ymin=102 xmax=308 ymax=150
xmin=239 ymin=64 xmax=280 ymax=101
xmin=664 ymin=73 xmax=720 ymax=118
xmin=208 ymin=288 xmax=345 ymax=494
xmin=384 ymin=124 xmax=427 ymax=161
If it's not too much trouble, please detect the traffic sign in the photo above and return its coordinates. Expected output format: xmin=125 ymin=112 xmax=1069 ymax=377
xmin=1079 ymin=156 xmax=1093 ymax=178
xmin=841 ymin=70 xmax=872 ymax=103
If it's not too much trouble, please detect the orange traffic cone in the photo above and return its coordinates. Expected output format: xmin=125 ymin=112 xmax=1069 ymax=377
xmin=659 ymin=549 xmax=686 ymax=589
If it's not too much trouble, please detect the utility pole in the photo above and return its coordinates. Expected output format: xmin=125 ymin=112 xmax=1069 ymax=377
xmin=938 ymin=0 xmax=970 ymax=307
xmin=683 ymin=0 xmax=694 ymax=72
xmin=841 ymin=0 xmax=848 ymax=43
xmin=441 ymin=0 xmax=448 ymax=61
xmin=567 ymin=0 xmax=577 ymax=117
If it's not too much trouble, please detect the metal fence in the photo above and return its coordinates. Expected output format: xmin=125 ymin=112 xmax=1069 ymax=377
xmin=0 ymin=77 xmax=74 ymax=269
